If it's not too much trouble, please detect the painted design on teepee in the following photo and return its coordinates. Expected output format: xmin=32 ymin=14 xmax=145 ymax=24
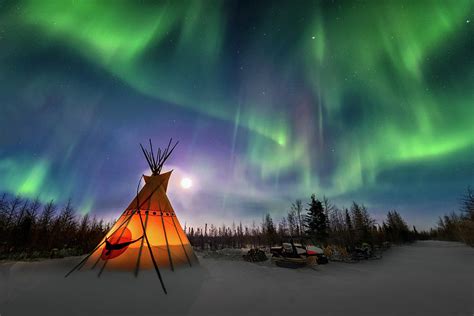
xmin=101 ymin=227 xmax=143 ymax=260
xmin=65 ymin=139 xmax=198 ymax=294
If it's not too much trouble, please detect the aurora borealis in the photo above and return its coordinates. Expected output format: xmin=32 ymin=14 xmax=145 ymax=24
xmin=0 ymin=0 xmax=472 ymax=228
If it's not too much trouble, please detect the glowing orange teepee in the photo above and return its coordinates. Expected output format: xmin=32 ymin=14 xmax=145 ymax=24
xmin=66 ymin=139 xmax=198 ymax=293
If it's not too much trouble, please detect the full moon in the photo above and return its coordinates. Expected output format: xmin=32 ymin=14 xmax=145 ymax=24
xmin=180 ymin=177 xmax=192 ymax=189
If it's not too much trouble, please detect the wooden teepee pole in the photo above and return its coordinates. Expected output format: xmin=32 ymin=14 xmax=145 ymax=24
xmin=138 ymin=211 xmax=167 ymax=294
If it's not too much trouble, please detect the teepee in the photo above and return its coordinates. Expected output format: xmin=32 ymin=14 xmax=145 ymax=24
xmin=66 ymin=139 xmax=198 ymax=293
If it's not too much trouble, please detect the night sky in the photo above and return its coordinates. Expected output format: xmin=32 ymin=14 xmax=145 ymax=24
xmin=0 ymin=0 xmax=473 ymax=229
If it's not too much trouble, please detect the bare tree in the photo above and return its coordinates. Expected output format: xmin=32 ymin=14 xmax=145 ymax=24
xmin=290 ymin=200 xmax=303 ymax=237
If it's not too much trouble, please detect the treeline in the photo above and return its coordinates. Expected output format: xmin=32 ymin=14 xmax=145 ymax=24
xmin=1 ymin=186 xmax=471 ymax=261
xmin=0 ymin=194 xmax=110 ymax=260
xmin=424 ymin=187 xmax=474 ymax=246
xmin=187 ymin=194 xmax=415 ymax=251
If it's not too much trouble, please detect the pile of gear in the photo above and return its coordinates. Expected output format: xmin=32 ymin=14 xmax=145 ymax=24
xmin=243 ymin=248 xmax=268 ymax=262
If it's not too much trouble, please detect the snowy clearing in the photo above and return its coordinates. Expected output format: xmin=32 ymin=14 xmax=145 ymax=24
xmin=1 ymin=241 xmax=473 ymax=316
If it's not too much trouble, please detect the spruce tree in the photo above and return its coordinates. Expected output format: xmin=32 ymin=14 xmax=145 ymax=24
xmin=461 ymin=187 xmax=474 ymax=220
xmin=351 ymin=202 xmax=374 ymax=245
xmin=305 ymin=194 xmax=328 ymax=242
xmin=385 ymin=210 xmax=411 ymax=243
xmin=263 ymin=213 xmax=277 ymax=246
xmin=344 ymin=208 xmax=354 ymax=247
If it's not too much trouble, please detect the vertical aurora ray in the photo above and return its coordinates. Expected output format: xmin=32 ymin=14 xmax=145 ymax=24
xmin=15 ymin=0 xmax=293 ymax=146
xmin=301 ymin=0 xmax=474 ymax=194
xmin=0 ymin=0 xmax=472 ymax=225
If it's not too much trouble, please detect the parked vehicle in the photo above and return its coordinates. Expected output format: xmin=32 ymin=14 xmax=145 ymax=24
xmin=270 ymin=240 xmax=328 ymax=268
xmin=306 ymin=245 xmax=329 ymax=264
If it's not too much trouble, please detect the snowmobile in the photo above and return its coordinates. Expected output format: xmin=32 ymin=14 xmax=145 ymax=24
xmin=270 ymin=240 xmax=328 ymax=268
xmin=306 ymin=245 xmax=329 ymax=264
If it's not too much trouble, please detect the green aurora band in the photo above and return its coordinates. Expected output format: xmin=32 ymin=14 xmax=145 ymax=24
xmin=0 ymin=0 xmax=472 ymax=218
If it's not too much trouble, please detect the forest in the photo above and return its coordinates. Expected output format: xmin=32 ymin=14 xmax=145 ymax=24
xmin=0 ymin=187 xmax=473 ymax=260
xmin=0 ymin=195 xmax=109 ymax=260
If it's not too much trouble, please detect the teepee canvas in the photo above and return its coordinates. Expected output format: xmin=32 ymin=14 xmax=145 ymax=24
xmin=66 ymin=139 xmax=198 ymax=293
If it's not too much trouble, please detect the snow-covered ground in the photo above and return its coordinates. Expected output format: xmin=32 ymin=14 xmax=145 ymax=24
xmin=1 ymin=241 xmax=473 ymax=316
